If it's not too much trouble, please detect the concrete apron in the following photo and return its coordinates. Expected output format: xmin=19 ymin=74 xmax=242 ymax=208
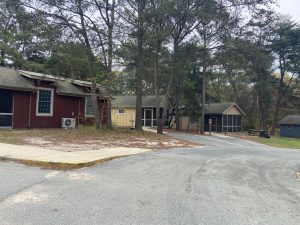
xmin=0 ymin=143 xmax=149 ymax=170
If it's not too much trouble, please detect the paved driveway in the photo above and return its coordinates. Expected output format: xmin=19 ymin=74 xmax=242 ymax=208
xmin=0 ymin=133 xmax=299 ymax=225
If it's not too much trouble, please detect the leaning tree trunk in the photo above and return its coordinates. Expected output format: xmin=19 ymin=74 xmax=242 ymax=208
xmin=271 ymin=57 xmax=285 ymax=135
xmin=162 ymin=38 xmax=178 ymax=132
xmin=78 ymin=0 xmax=101 ymax=129
xmin=91 ymin=81 xmax=102 ymax=129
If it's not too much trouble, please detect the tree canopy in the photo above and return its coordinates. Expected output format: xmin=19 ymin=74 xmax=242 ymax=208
xmin=1 ymin=0 xmax=299 ymax=132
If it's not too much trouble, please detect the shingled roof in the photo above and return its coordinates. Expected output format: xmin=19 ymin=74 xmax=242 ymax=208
xmin=112 ymin=96 xmax=245 ymax=116
xmin=0 ymin=67 xmax=107 ymax=97
xmin=278 ymin=115 xmax=300 ymax=125
xmin=112 ymin=95 xmax=166 ymax=108
xmin=205 ymin=102 xmax=245 ymax=115
xmin=0 ymin=67 xmax=35 ymax=91
xmin=55 ymin=80 xmax=89 ymax=97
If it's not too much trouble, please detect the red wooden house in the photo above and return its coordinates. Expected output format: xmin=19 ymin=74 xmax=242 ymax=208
xmin=0 ymin=67 xmax=107 ymax=129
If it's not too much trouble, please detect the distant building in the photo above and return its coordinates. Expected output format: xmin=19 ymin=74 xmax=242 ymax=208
xmin=112 ymin=96 xmax=245 ymax=133
xmin=111 ymin=95 xmax=169 ymax=127
xmin=180 ymin=103 xmax=245 ymax=132
xmin=278 ymin=115 xmax=300 ymax=138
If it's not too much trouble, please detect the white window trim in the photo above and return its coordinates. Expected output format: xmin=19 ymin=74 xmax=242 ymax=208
xmin=0 ymin=113 xmax=13 ymax=115
xmin=85 ymin=96 xmax=95 ymax=118
xmin=118 ymin=108 xmax=126 ymax=114
xmin=36 ymin=88 xmax=54 ymax=117
xmin=0 ymin=113 xmax=13 ymax=128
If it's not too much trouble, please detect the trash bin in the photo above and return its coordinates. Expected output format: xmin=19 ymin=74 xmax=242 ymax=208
xmin=259 ymin=131 xmax=270 ymax=138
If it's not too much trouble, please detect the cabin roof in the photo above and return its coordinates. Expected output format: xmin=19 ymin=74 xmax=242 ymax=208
xmin=278 ymin=115 xmax=300 ymax=125
xmin=112 ymin=95 xmax=166 ymax=108
xmin=0 ymin=67 xmax=35 ymax=91
xmin=205 ymin=102 xmax=245 ymax=116
xmin=112 ymin=96 xmax=245 ymax=116
xmin=0 ymin=67 xmax=107 ymax=97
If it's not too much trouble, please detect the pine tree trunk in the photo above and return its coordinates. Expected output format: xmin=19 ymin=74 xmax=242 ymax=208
xmin=154 ymin=47 xmax=162 ymax=134
xmin=200 ymin=67 xmax=207 ymax=134
xmin=175 ymin=95 xmax=180 ymax=131
xmin=0 ymin=50 xmax=4 ymax=67
xmin=135 ymin=0 xmax=145 ymax=132
xmin=106 ymin=100 xmax=112 ymax=129
xmin=77 ymin=0 xmax=101 ymax=129
xmin=271 ymin=56 xmax=285 ymax=135
xmin=154 ymin=22 xmax=163 ymax=134
xmin=105 ymin=0 xmax=115 ymax=130
xmin=162 ymin=38 xmax=178 ymax=131
xmin=227 ymin=70 xmax=241 ymax=105
xmin=187 ymin=116 xmax=190 ymax=131
xmin=91 ymin=82 xmax=101 ymax=129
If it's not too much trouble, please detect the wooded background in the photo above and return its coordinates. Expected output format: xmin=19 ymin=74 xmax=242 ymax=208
xmin=1 ymin=0 xmax=299 ymax=133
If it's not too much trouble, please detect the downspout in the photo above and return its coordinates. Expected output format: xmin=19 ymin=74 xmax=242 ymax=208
xmin=222 ymin=114 xmax=223 ymax=133
xmin=78 ymin=98 xmax=81 ymax=127
xmin=28 ymin=92 xmax=32 ymax=128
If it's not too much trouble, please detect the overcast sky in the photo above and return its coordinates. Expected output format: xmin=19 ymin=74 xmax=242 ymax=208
xmin=277 ymin=0 xmax=300 ymax=22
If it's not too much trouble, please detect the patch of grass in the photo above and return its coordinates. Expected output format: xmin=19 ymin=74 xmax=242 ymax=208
xmin=230 ymin=133 xmax=300 ymax=149
xmin=257 ymin=136 xmax=300 ymax=149
xmin=0 ymin=129 xmax=26 ymax=145
xmin=0 ymin=127 xmax=162 ymax=143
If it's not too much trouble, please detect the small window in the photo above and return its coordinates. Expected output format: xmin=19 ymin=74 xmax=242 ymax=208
xmin=118 ymin=108 xmax=125 ymax=114
xmin=36 ymin=89 xmax=53 ymax=116
xmin=85 ymin=96 xmax=94 ymax=117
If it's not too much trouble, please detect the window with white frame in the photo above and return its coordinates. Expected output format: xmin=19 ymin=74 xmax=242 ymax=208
xmin=85 ymin=96 xmax=94 ymax=117
xmin=36 ymin=89 xmax=53 ymax=116
xmin=118 ymin=108 xmax=125 ymax=114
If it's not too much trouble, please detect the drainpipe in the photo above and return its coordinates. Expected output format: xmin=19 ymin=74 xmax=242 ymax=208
xmin=77 ymin=98 xmax=81 ymax=127
xmin=28 ymin=92 xmax=32 ymax=128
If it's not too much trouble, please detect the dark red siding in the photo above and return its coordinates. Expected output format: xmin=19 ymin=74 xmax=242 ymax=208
xmin=30 ymin=91 xmax=82 ymax=128
xmin=13 ymin=91 xmax=31 ymax=129
xmin=6 ymin=80 xmax=107 ymax=128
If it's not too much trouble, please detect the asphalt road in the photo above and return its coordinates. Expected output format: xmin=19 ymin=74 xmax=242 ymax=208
xmin=0 ymin=133 xmax=299 ymax=225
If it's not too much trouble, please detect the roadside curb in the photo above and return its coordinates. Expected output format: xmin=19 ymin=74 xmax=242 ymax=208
xmin=0 ymin=155 xmax=130 ymax=170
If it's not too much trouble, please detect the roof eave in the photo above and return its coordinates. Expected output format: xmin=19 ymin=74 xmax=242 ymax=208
xmin=71 ymin=80 xmax=96 ymax=88
xmin=223 ymin=104 xmax=246 ymax=116
xmin=0 ymin=85 xmax=35 ymax=92
xmin=19 ymin=71 xmax=64 ymax=82
xmin=56 ymin=91 xmax=89 ymax=98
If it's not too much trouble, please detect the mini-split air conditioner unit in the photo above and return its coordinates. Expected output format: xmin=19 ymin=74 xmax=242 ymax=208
xmin=61 ymin=118 xmax=76 ymax=128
